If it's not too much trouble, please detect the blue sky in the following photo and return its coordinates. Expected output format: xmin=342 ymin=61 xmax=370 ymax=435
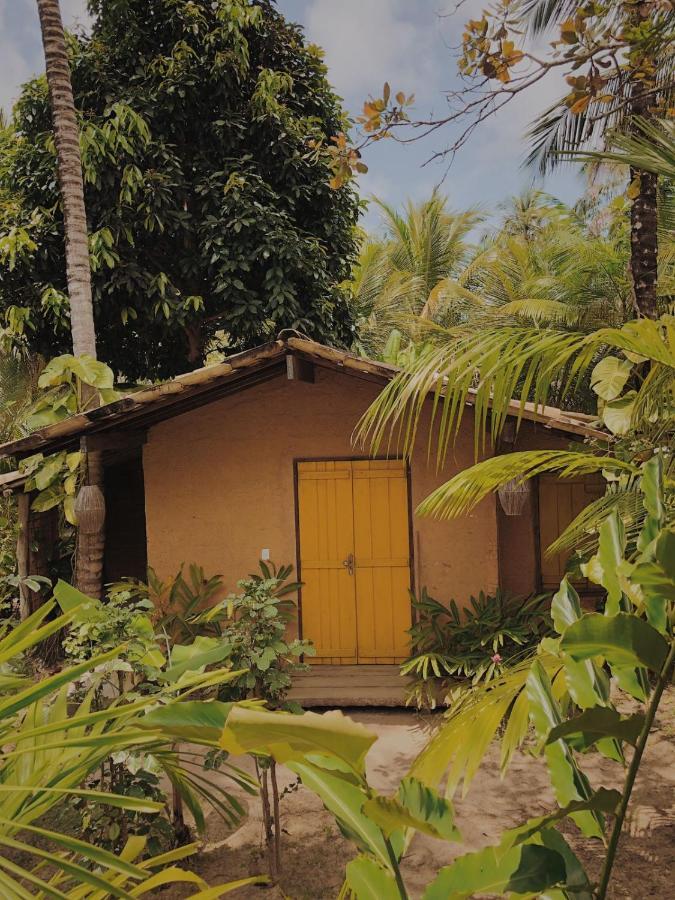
xmin=1 ymin=0 xmax=585 ymax=232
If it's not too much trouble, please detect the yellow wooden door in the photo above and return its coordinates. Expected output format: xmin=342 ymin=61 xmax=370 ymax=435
xmin=538 ymin=475 xmax=604 ymax=589
xmin=297 ymin=460 xmax=411 ymax=664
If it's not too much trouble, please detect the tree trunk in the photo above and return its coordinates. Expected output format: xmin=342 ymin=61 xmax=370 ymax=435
xmin=36 ymin=0 xmax=106 ymax=598
xmin=628 ymin=4 xmax=659 ymax=320
xmin=36 ymin=0 xmax=97 ymax=356
xmin=629 ymin=165 xmax=658 ymax=319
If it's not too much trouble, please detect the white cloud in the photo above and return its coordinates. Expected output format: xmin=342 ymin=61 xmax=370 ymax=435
xmin=303 ymin=0 xmax=440 ymax=108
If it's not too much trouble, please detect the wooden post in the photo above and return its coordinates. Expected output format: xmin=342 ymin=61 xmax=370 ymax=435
xmin=16 ymin=493 xmax=30 ymax=621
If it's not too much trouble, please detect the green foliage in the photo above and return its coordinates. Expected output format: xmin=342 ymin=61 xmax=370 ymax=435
xmin=402 ymin=587 xmax=553 ymax=707
xmin=216 ymin=704 xmax=584 ymax=899
xmin=109 ymin=562 xmax=225 ymax=645
xmin=16 ymin=353 xmax=118 ymax=526
xmin=57 ymin=579 xmax=162 ymax=672
xmin=0 ymin=600 xmax=262 ymax=895
xmin=70 ymin=755 xmax=174 ymax=857
xmin=52 ymin=578 xmax=254 ymax=856
xmin=347 ymin=193 xmax=480 ymax=359
xmin=0 ymin=0 xmax=359 ymax=379
xmin=215 ymin=561 xmax=314 ymax=704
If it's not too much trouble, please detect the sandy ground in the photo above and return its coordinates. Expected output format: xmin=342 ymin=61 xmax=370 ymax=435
xmin=162 ymin=693 xmax=675 ymax=900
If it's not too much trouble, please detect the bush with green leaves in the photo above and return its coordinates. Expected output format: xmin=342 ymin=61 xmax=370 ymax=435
xmin=54 ymin=579 xmax=255 ymax=857
xmin=108 ymin=562 xmax=226 ymax=646
xmin=0 ymin=595 xmax=264 ymax=896
xmin=212 ymin=561 xmax=314 ymax=705
xmin=402 ymin=587 xmax=553 ymax=706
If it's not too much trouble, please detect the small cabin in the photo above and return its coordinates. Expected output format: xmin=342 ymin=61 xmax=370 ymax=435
xmin=0 ymin=338 xmax=602 ymax=702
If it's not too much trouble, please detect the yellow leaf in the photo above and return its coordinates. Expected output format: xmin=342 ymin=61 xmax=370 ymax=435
xmin=569 ymin=94 xmax=591 ymax=114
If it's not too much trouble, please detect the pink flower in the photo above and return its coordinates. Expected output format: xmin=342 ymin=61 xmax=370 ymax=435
xmin=491 ymin=653 xmax=503 ymax=664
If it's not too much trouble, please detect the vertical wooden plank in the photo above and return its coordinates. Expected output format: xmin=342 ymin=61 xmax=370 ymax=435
xmin=353 ymin=460 xmax=411 ymax=663
xmin=297 ymin=461 xmax=357 ymax=664
xmin=538 ymin=474 xmax=606 ymax=590
xmin=16 ymin=492 xmax=30 ymax=621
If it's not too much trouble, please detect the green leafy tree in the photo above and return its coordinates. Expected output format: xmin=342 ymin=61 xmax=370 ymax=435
xmin=0 ymin=0 xmax=359 ymax=380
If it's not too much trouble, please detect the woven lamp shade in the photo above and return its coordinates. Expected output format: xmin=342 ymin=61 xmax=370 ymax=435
xmin=498 ymin=479 xmax=531 ymax=516
xmin=74 ymin=484 xmax=106 ymax=533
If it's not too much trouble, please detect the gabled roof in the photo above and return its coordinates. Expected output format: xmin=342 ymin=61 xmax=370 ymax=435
xmin=0 ymin=336 xmax=604 ymax=463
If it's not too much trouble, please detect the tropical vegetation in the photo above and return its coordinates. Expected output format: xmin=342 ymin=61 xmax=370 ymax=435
xmin=0 ymin=0 xmax=674 ymax=897
xmin=0 ymin=0 xmax=359 ymax=381
xmin=402 ymin=587 xmax=553 ymax=707
xmin=0 ymin=595 xmax=264 ymax=895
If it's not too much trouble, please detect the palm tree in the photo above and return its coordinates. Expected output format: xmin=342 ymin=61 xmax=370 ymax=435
xmin=36 ymin=0 xmax=105 ymax=598
xmin=431 ymin=193 xmax=633 ymax=339
xmin=348 ymin=193 xmax=480 ymax=358
xmin=358 ymin=122 xmax=675 ymax=558
xmin=521 ymin=0 xmax=674 ymax=320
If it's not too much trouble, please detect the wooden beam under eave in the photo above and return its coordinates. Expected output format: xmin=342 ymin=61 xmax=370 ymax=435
xmin=84 ymin=429 xmax=147 ymax=453
xmin=286 ymin=354 xmax=315 ymax=383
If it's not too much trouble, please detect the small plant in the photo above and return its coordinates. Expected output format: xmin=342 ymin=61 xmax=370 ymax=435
xmin=71 ymin=753 xmax=175 ymax=857
xmin=212 ymin=560 xmax=313 ymax=881
xmin=402 ymin=587 xmax=552 ymax=707
xmin=109 ymin=564 xmax=225 ymax=645
xmin=216 ymin=561 xmax=313 ymax=704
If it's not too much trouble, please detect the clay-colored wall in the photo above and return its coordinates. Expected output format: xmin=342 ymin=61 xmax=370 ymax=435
xmin=142 ymin=367 xmax=502 ymax=620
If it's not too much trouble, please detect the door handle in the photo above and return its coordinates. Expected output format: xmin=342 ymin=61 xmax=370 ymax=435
xmin=342 ymin=553 xmax=354 ymax=576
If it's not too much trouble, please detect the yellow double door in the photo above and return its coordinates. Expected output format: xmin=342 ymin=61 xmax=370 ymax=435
xmin=297 ymin=459 xmax=412 ymax=664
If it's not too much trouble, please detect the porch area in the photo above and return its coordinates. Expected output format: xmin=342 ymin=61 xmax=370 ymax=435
xmin=288 ymin=664 xmax=411 ymax=707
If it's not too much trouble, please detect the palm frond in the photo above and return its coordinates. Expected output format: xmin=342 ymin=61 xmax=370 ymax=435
xmin=569 ymin=118 xmax=675 ymax=181
xmin=518 ymin=0 xmax=579 ymax=35
xmin=356 ymin=325 xmax=595 ymax=462
xmin=417 ymin=450 xmax=634 ymax=521
xmin=409 ymin=651 xmax=566 ymax=798
xmin=546 ymin=483 xmax=644 ymax=556
xmin=357 ymin=315 xmax=674 ymax=469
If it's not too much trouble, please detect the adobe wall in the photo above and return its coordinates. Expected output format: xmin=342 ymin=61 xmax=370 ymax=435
xmin=142 ymin=366 xmax=507 ymax=621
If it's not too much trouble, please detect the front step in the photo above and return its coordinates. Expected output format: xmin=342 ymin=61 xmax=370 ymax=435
xmin=289 ymin=664 xmax=411 ymax=708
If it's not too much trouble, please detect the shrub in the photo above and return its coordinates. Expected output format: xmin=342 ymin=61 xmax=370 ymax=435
xmin=402 ymin=587 xmax=552 ymax=707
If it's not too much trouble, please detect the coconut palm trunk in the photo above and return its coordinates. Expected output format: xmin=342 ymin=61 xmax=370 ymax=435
xmin=36 ymin=0 xmax=105 ymax=598
xmin=628 ymin=53 xmax=659 ymax=319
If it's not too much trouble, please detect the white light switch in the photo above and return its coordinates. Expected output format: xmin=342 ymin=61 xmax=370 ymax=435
xmin=261 ymin=548 xmax=270 ymax=561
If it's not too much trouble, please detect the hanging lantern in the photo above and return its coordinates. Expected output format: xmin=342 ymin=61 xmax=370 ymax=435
xmin=74 ymin=484 xmax=106 ymax=533
xmin=498 ymin=478 xmax=531 ymax=516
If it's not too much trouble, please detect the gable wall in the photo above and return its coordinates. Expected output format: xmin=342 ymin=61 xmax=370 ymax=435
xmin=142 ymin=366 xmax=568 ymax=620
